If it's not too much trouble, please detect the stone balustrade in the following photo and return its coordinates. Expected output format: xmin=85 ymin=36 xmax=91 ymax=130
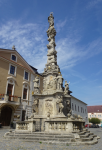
xmin=16 ymin=120 xmax=36 ymax=132
xmin=45 ymin=120 xmax=73 ymax=133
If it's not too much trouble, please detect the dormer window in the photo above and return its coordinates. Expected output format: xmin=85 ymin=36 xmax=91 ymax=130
xmin=12 ymin=55 xmax=16 ymax=61
xmin=11 ymin=54 xmax=17 ymax=62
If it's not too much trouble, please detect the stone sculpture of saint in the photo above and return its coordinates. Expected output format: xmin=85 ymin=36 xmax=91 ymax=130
xmin=57 ymin=73 xmax=63 ymax=90
xmin=33 ymin=76 xmax=39 ymax=88
xmin=48 ymin=13 xmax=54 ymax=27
xmin=56 ymin=96 xmax=64 ymax=114
xmin=64 ymin=80 xmax=69 ymax=95
xmin=53 ymin=77 xmax=57 ymax=90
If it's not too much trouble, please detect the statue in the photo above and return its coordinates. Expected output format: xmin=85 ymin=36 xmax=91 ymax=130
xmin=57 ymin=73 xmax=63 ymax=90
xmin=53 ymin=77 xmax=57 ymax=90
xmin=56 ymin=96 xmax=64 ymax=114
xmin=33 ymin=76 xmax=39 ymax=88
xmin=33 ymin=76 xmax=39 ymax=94
xmin=64 ymin=81 xmax=69 ymax=95
xmin=48 ymin=13 xmax=54 ymax=27
xmin=32 ymin=98 xmax=39 ymax=114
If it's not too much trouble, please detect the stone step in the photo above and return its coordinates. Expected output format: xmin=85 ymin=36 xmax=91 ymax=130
xmin=80 ymin=133 xmax=90 ymax=138
xmin=81 ymin=136 xmax=93 ymax=142
xmin=7 ymin=133 xmax=74 ymax=138
xmin=5 ymin=135 xmax=73 ymax=142
xmin=4 ymin=136 xmax=98 ymax=145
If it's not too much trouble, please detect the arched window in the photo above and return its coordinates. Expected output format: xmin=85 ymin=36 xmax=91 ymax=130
xmin=22 ymin=82 xmax=29 ymax=100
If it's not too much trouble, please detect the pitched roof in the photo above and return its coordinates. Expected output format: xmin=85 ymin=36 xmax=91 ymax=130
xmin=87 ymin=105 xmax=102 ymax=113
xmin=71 ymin=95 xmax=87 ymax=105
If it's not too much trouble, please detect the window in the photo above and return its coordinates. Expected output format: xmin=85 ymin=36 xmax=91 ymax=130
xmin=8 ymin=64 xmax=17 ymax=76
xmin=23 ymin=88 xmax=27 ymax=99
xmin=90 ymin=115 xmax=91 ymax=117
xmin=22 ymin=83 xmax=29 ymax=100
xmin=12 ymin=55 xmax=16 ymax=61
xmin=75 ymin=105 xmax=76 ymax=111
xmin=83 ymin=109 xmax=84 ymax=113
xmin=72 ymin=103 xmax=74 ymax=110
xmin=81 ymin=107 xmax=82 ymax=113
xmin=22 ymin=110 xmax=26 ymax=121
xmin=78 ymin=106 xmax=79 ymax=112
xmin=85 ymin=109 xmax=86 ymax=113
xmin=25 ymin=72 xmax=28 ymax=80
xmin=10 ymin=65 xmax=15 ymax=75
xmin=24 ymin=70 xmax=29 ymax=81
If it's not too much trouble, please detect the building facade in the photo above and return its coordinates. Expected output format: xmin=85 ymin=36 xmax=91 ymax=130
xmin=71 ymin=96 xmax=88 ymax=124
xmin=0 ymin=47 xmax=43 ymax=126
xmin=87 ymin=105 xmax=102 ymax=123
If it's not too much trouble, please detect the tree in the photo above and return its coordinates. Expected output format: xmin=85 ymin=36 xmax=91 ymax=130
xmin=90 ymin=118 xmax=101 ymax=124
xmin=89 ymin=118 xmax=91 ymax=123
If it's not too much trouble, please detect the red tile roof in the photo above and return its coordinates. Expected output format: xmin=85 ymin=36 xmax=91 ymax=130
xmin=87 ymin=105 xmax=102 ymax=113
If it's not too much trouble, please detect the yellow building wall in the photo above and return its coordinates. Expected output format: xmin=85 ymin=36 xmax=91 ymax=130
xmin=0 ymin=51 xmax=31 ymax=70
xmin=0 ymin=59 xmax=9 ymax=94
xmin=0 ymin=58 xmax=31 ymax=98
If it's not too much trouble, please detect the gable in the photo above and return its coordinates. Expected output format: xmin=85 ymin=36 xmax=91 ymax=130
xmin=0 ymin=49 xmax=34 ymax=73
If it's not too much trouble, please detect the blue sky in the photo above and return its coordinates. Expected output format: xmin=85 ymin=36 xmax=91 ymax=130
xmin=0 ymin=0 xmax=102 ymax=106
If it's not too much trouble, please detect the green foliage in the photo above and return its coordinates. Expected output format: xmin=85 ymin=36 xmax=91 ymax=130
xmin=89 ymin=118 xmax=91 ymax=123
xmin=90 ymin=118 xmax=101 ymax=124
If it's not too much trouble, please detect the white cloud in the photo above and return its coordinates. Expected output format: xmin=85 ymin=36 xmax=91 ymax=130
xmin=0 ymin=19 xmax=102 ymax=74
xmin=87 ymin=0 xmax=102 ymax=8
xmin=56 ymin=19 xmax=67 ymax=32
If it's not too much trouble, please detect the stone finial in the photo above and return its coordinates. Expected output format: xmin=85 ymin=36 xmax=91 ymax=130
xmin=12 ymin=45 xmax=16 ymax=50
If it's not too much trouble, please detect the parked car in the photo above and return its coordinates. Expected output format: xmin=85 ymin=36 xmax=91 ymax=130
xmin=90 ymin=124 xmax=99 ymax=128
xmin=85 ymin=124 xmax=91 ymax=128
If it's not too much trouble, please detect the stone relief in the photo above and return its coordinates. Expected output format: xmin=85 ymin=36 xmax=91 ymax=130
xmin=56 ymin=96 xmax=64 ymax=114
xmin=45 ymin=100 xmax=53 ymax=115
xmin=32 ymin=98 xmax=39 ymax=115
xmin=47 ymin=55 xmax=56 ymax=64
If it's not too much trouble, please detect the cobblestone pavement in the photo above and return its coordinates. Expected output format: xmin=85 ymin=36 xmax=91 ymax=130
xmin=0 ymin=128 xmax=102 ymax=150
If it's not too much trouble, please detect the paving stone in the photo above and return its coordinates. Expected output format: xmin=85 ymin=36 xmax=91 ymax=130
xmin=0 ymin=128 xmax=102 ymax=150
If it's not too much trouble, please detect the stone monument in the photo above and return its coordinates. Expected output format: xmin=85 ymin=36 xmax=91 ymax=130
xmin=30 ymin=12 xmax=84 ymax=133
xmin=5 ymin=13 xmax=100 ymax=145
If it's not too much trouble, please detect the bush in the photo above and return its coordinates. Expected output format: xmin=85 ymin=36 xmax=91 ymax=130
xmin=90 ymin=118 xmax=101 ymax=124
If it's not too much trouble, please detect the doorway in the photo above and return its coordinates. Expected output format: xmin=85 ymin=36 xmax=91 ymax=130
xmin=0 ymin=106 xmax=12 ymax=126
xmin=7 ymin=84 xmax=13 ymax=101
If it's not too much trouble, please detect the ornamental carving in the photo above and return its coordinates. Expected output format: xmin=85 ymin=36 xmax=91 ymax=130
xmin=32 ymin=98 xmax=39 ymax=114
xmin=45 ymin=100 xmax=53 ymax=115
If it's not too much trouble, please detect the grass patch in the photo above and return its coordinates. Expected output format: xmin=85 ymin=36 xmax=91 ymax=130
xmin=39 ymin=141 xmax=42 ymax=144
